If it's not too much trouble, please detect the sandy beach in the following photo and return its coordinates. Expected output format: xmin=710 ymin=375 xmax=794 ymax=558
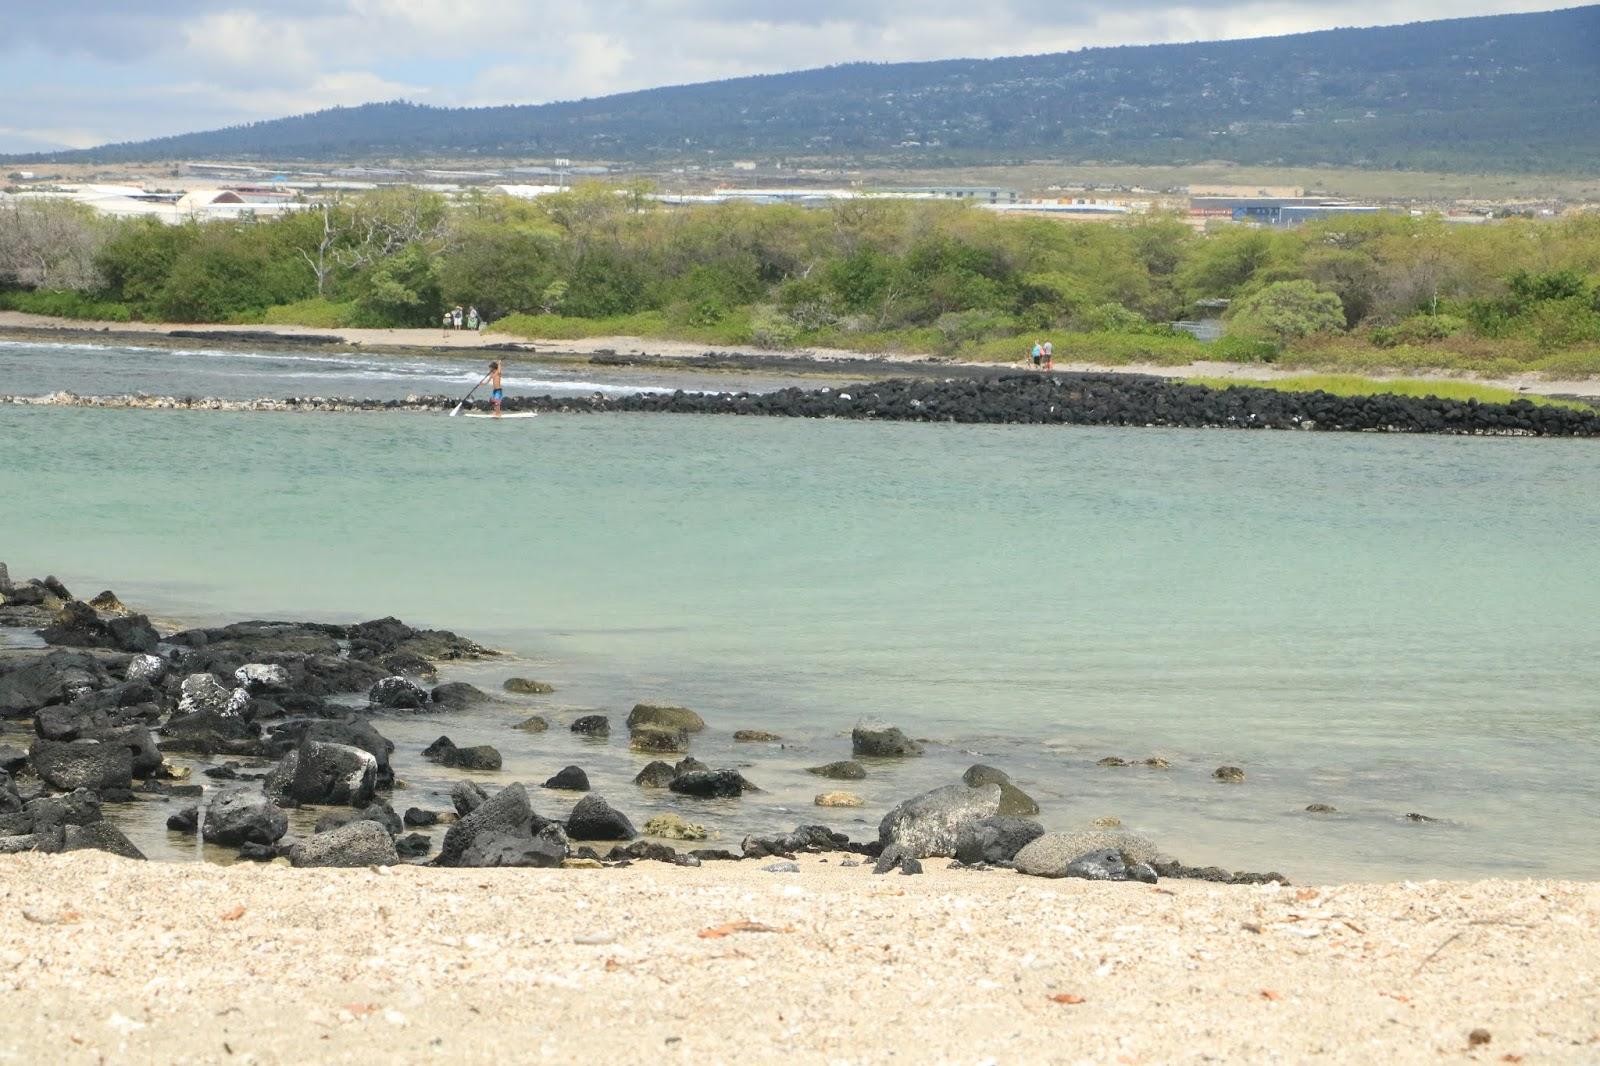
xmin=4 ymin=310 xmax=1599 ymax=401
xmin=1 ymin=852 xmax=1595 ymax=1065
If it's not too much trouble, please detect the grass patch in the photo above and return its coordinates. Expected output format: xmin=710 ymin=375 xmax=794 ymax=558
xmin=257 ymin=298 xmax=357 ymax=329
xmin=1186 ymin=374 xmax=1591 ymax=411
xmin=0 ymin=289 xmax=132 ymax=322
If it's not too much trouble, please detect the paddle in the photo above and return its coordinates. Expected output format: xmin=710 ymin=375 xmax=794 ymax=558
xmin=449 ymin=373 xmax=489 ymax=417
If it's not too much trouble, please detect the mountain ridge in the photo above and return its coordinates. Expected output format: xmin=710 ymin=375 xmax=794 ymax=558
xmin=9 ymin=5 xmax=1600 ymax=173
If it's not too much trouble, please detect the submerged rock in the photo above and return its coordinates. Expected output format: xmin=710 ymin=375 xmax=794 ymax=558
xmin=878 ymin=784 xmax=1001 ymax=858
xmin=806 ymin=760 xmax=866 ymax=780
xmin=1305 ymin=803 xmax=1338 ymax=814
xmin=815 ymin=791 xmax=863 ymax=808
xmin=513 ymin=715 xmax=549 ymax=732
xmin=422 ymin=736 xmax=502 ymax=772
xmin=642 ymin=814 xmax=708 ymax=840
xmin=430 ymin=682 xmax=491 ymax=709
xmin=961 ymin=764 xmax=1011 ymax=788
xmin=569 ymin=714 xmax=610 ymax=737
xmin=1213 ymin=765 xmax=1246 ymax=783
xmin=543 ymin=765 xmax=590 ymax=791
xmin=852 ymin=723 xmax=923 ymax=758
xmin=669 ymin=769 xmax=747 ymax=799
xmin=733 ymin=730 xmax=781 ymax=742
xmin=503 ymin=678 xmax=555 ymax=695
xmin=633 ymin=761 xmax=677 ymax=788
xmin=626 ymin=703 xmax=706 ymax=733
xmin=629 ymin=725 xmax=689 ymax=754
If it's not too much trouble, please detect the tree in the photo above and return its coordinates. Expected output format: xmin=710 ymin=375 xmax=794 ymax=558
xmin=350 ymin=244 xmax=441 ymax=327
xmin=1226 ymin=280 xmax=1346 ymax=343
xmin=0 ymin=198 xmax=108 ymax=290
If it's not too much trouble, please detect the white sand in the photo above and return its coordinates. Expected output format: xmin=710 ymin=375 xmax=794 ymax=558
xmin=1 ymin=852 xmax=1595 ymax=1064
xmin=5 ymin=310 xmax=1598 ymax=400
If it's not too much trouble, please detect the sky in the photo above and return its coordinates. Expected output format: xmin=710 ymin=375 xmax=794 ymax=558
xmin=0 ymin=0 xmax=1574 ymax=151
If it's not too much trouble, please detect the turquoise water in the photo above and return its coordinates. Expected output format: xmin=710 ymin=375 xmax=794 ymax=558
xmin=3 ymin=401 xmax=1599 ymax=882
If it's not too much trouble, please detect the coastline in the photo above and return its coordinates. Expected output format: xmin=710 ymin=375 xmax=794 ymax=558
xmin=4 ymin=570 xmax=1599 ymax=1059
xmin=5 ymin=309 xmax=1600 ymax=401
xmin=3 ymin=852 xmax=1597 ymax=1064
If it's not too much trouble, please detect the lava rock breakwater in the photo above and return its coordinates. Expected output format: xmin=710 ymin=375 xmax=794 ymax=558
xmin=7 ymin=374 xmax=1598 ymax=437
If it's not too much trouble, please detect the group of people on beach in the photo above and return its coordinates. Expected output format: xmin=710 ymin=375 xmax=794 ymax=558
xmin=1029 ymin=339 xmax=1054 ymax=370
xmin=443 ymin=305 xmax=482 ymax=333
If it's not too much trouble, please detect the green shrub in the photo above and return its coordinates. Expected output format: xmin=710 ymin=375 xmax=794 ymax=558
xmin=1226 ymin=280 xmax=1346 ymax=343
xmin=1370 ymin=314 xmax=1468 ymax=348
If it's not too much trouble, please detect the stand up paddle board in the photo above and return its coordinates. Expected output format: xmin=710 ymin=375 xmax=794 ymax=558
xmin=462 ymin=412 xmax=539 ymax=419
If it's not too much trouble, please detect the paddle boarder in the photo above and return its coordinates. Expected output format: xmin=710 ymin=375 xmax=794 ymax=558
xmin=488 ymin=360 xmax=503 ymax=418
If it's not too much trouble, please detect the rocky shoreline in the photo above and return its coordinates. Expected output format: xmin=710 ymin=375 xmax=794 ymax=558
xmin=7 ymin=371 xmax=1600 ymax=435
xmin=1 ymin=564 xmax=1288 ymax=886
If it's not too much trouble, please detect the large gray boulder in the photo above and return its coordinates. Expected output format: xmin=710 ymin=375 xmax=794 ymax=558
xmin=954 ymin=816 xmax=1045 ymax=865
xmin=289 ymin=819 xmax=398 ymax=868
xmin=202 ymin=788 xmax=289 ymax=847
xmin=124 ymin=654 xmax=168 ymax=684
xmin=878 ymin=784 xmax=1001 ymax=858
xmin=268 ymin=741 xmax=378 ymax=807
xmin=626 ymin=703 xmax=706 ymax=733
xmin=1012 ymin=830 xmax=1161 ymax=878
xmin=234 ymin=663 xmax=290 ymax=692
xmin=29 ymin=739 xmax=133 ymax=792
xmin=852 ymin=723 xmax=923 ymax=758
xmin=434 ymin=782 xmax=567 ymax=868
xmin=0 ymin=651 xmax=113 ymax=716
xmin=179 ymin=674 xmax=249 ymax=717
xmin=368 ymin=676 xmax=429 ymax=710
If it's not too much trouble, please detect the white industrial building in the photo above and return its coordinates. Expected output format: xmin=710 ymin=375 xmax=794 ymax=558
xmin=0 ymin=185 xmax=307 ymax=223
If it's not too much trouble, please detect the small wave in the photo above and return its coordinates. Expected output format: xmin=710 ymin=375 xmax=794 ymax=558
xmin=0 ymin=339 xmax=166 ymax=355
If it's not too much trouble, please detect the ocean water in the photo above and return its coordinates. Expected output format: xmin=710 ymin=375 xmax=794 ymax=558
xmin=0 ymin=338 xmax=822 ymax=400
xmin=2 ymin=349 xmax=1599 ymax=882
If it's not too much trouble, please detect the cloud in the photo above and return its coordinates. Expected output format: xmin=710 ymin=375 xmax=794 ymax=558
xmin=0 ymin=0 xmax=1567 ymax=146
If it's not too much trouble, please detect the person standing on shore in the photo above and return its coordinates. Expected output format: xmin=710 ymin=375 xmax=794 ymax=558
xmin=1030 ymin=340 xmax=1043 ymax=370
xmin=442 ymin=309 xmax=453 ymax=336
xmin=452 ymin=305 xmax=464 ymax=331
xmin=1043 ymin=339 xmax=1054 ymax=371
xmin=467 ymin=306 xmax=480 ymax=331
xmin=488 ymin=360 xmax=503 ymax=418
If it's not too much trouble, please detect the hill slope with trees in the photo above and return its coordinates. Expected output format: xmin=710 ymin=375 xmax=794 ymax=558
xmin=10 ymin=6 xmax=1599 ymax=172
